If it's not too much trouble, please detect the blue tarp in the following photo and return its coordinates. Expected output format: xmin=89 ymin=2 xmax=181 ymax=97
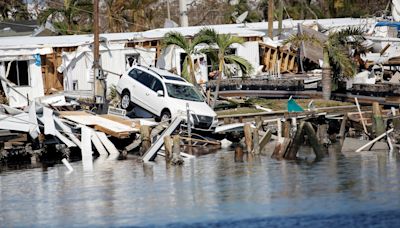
xmin=375 ymin=22 xmax=400 ymax=30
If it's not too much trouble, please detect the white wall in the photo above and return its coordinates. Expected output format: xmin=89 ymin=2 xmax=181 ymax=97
xmin=101 ymin=47 xmax=156 ymax=90
xmin=61 ymin=45 xmax=156 ymax=95
xmin=236 ymin=41 xmax=260 ymax=76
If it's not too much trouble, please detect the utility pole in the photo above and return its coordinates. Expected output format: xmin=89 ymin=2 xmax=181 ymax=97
xmin=268 ymin=0 xmax=274 ymax=39
xmin=93 ymin=0 xmax=105 ymax=106
xmin=167 ymin=0 xmax=171 ymax=20
xmin=179 ymin=0 xmax=189 ymax=27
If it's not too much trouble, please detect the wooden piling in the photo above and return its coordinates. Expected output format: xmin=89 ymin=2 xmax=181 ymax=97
xmin=303 ymin=122 xmax=325 ymax=160
xmin=372 ymin=102 xmax=385 ymax=138
xmin=282 ymin=120 xmax=290 ymax=138
xmin=255 ymin=116 xmax=263 ymax=130
xmin=171 ymin=135 xmax=184 ymax=165
xmin=224 ymin=118 xmax=231 ymax=125
xmin=252 ymin=128 xmax=260 ymax=155
xmin=164 ymin=136 xmax=173 ymax=163
xmin=259 ymin=129 xmax=272 ymax=152
xmin=272 ymin=137 xmax=291 ymax=160
xmin=234 ymin=145 xmax=244 ymax=162
xmin=244 ymin=123 xmax=253 ymax=153
xmin=317 ymin=124 xmax=329 ymax=145
xmin=284 ymin=121 xmax=305 ymax=160
xmin=140 ymin=125 xmax=151 ymax=156
xmin=277 ymin=119 xmax=282 ymax=141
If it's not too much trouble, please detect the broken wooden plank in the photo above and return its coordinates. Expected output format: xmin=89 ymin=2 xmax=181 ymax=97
xmin=96 ymin=131 xmax=119 ymax=156
xmin=355 ymin=129 xmax=394 ymax=152
xmin=55 ymin=130 xmax=76 ymax=148
xmin=142 ymin=117 xmax=183 ymax=162
xmin=81 ymin=126 xmax=93 ymax=170
xmin=91 ymin=130 xmax=108 ymax=156
xmin=54 ymin=117 xmax=81 ymax=148
xmin=43 ymin=107 xmax=56 ymax=136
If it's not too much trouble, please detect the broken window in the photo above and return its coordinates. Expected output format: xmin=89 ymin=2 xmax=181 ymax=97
xmin=125 ymin=54 xmax=140 ymax=69
xmin=4 ymin=61 xmax=29 ymax=86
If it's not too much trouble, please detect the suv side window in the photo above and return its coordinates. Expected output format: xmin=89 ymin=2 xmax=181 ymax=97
xmin=152 ymin=78 xmax=163 ymax=93
xmin=136 ymin=70 xmax=154 ymax=88
xmin=128 ymin=68 xmax=139 ymax=79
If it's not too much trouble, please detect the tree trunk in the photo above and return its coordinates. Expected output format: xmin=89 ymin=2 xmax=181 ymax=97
xmin=211 ymin=59 xmax=224 ymax=109
xmin=322 ymin=50 xmax=332 ymax=100
xmin=188 ymin=56 xmax=197 ymax=86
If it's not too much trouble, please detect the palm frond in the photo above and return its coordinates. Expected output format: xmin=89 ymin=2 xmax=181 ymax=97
xmin=201 ymin=48 xmax=219 ymax=70
xmin=224 ymin=55 xmax=254 ymax=77
xmin=38 ymin=8 xmax=65 ymax=24
xmin=327 ymin=44 xmax=355 ymax=78
xmin=162 ymin=32 xmax=190 ymax=52
xmin=191 ymin=31 xmax=213 ymax=48
xmin=330 ymin=26 xmax=368 ymax=57
xmin=216 ymin=34 xmax=244 ymax=52
xmin=197 ymin=28 xmax=219 ymax=44
xmin=330 ymin=26 xmax=365 ymax=41
xmin=283 ymin=34 xmax=323 ymax=48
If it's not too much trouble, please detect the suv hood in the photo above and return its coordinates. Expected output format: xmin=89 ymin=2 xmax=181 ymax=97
xmin=171 ymin=98 xmax=216 ymax=118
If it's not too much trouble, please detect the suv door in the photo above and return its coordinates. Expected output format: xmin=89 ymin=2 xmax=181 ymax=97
xmin=133 ymin=69 xmax=159 ymax=114
xmin=147 ymin=77 xmax=165 ymax=116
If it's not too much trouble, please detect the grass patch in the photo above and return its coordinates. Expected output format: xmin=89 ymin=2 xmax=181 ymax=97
xmin=217 ymin=98 xmax=353 ymax=115
xmin=216 ymin=107 xmax=264 ymax=116
xmin=247 ymin=98 xmax=353 ymax=111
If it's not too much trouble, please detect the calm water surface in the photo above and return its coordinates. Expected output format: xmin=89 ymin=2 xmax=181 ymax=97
xmin=1 ymin=145 xmax=400 ymax=227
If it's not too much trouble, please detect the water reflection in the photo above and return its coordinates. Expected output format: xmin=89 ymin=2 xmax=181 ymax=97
xmin=1 ymin=146 xmax=400 ymax=226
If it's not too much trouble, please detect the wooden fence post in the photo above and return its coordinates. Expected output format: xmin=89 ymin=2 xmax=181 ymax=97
xmin=252 ymin=128 xmax=260 ymax=155
xmin=284 ymin=121 xmax=305 ymax=160
xmin=171 ymin=135 xmax=184 ymax=165
xmin=372 ymin=102 xmax=385 ymax=137
xmin=164 ymin=136 xmax=173 ymax=163
xmin=140 ymin=125 xmax=151 ymax=156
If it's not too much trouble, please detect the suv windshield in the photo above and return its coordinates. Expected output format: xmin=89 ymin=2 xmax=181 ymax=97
xmin=166 ymin=83 xmax=204 ymax=102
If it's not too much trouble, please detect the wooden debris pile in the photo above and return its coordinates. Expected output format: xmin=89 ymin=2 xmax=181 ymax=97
xmin=0 ymin=102 xmax=143 ymax=165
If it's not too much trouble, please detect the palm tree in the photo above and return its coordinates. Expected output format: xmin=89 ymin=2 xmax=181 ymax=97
xmin=127 ymin=0 xmax=157 ymax=32
xmin=103 ymin=0 xmax=130 ymax=33
xmin=162 ymin=31 xmax=211 ymax=84
xmin=38 ymin=0 xmax=93 ymax=35
xmin=198 ymin=28 xmax=254 ymax=109
xmin=284 ymin=27 xmax=365 ymax=100
xmin=0 ymin=0 xmax=30 ymax=21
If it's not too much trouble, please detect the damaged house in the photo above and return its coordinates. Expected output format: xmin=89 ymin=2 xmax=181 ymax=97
xmin=0 ymin=26 xmax=265 ymax=108
xmin=0 ymin=17 xmax=375 ymax=108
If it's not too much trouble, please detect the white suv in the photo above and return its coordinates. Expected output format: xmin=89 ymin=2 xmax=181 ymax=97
xmin=116 ymin=65 xmax=218 ymax=131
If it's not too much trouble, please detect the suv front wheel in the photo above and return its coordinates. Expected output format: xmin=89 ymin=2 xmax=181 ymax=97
xmin=156 ymin=109 xmax=171 ymax=123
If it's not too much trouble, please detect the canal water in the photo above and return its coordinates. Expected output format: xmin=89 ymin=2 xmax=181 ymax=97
xmin=1 ymin=144 xmax=400 ymax=227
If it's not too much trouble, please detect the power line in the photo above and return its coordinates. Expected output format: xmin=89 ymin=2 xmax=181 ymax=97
xmin=0 ymin=21 xmax=38 ymax=28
